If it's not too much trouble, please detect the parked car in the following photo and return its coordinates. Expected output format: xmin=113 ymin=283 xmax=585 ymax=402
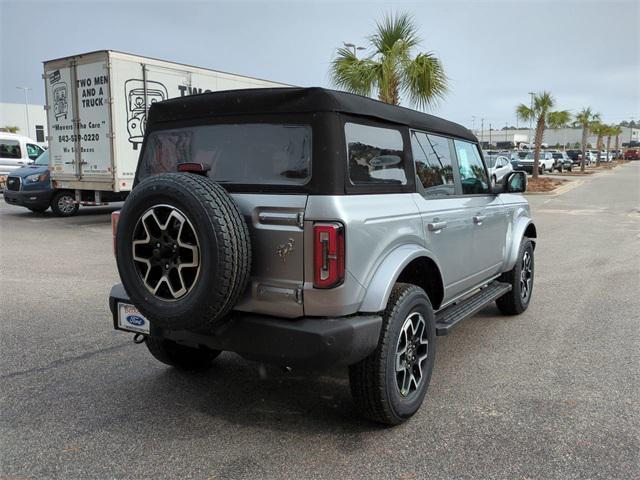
xmin=108 ymin=87 xmax=536 ymax=426
xmin=551 ymin=152 xmax=572 ymax=172
xmin=624 ymin=148 xmax=639 ymax=160
xmin=2 ymin=149 xmax=79 ymax=216
xmin=599 ymin=150 xmax=612 ymax=162
xmin=566 ymin=150 xmax=583 ymax=166
xmin=583 ymin=150 xmax=597 ymax=164
xmin=0 ymin=132 xmax=45 ymax=175
xmin=486 ymin=155 xmax=514 ymax=185
xmin=512 ymin=151 xmax=555 ymax=174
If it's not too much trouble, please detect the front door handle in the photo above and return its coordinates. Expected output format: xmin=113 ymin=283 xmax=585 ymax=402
xmin=427 ymin=221 xmax=448 ymax=232
xmin=473 ymin=215 xmax=487 ymax=225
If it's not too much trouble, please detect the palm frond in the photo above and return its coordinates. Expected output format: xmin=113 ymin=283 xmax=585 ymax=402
xmin=547 ymin=110 xmax=571 ymax=129
xmin=370 ymin=12 xmax=420 ymax=55
xmin=330 ymin=47 xmax=379 ymax=97
xmin=401 ymin=52 xmax=448 ymax=109
xmin=516 ymin=104 xmax=535 ymax=123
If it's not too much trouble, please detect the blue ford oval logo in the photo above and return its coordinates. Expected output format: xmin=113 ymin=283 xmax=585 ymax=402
xmin=126 ymin=314 xmax=145 ymax=327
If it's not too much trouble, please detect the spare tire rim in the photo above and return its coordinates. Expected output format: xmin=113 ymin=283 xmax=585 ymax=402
xmin=132 ymin=204 xmax=200 ymax=301
xmin=395 ymin=311 xmax=429 ymax=398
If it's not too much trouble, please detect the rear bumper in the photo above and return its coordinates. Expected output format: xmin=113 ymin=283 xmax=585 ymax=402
xmin=109 ymin=284 xmax=382 ymax=369
xmin=2 ymin=188 xmax=53 ymax=209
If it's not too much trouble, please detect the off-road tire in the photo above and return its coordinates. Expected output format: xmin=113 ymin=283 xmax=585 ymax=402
xmin=50 ymin=190 xmax=79 ymax=217
xmin=116 ymin=173 xmax=251 ymax=331
xmin=496 ymin=237 xmax=534 ymax=315
xmin=349 ymin=283 xmax=436 ymax=426
xmin=145 ymin=336 xmax=221 ymax=370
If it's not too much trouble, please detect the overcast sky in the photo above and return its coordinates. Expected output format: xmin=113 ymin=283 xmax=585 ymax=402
xmin=1 ymin=0 xmax=638 ymax=129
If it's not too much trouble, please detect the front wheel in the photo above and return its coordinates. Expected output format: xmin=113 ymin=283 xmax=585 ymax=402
xmin=145 ymin=336 xmax=221 ymax=370
xmin=496 ymin=238 xmax=534 ymax=315
xmin=540 ymin=165 xmax=546 ymax=174
xmin=349 ymin=283 xmax=436 ymax=425
xmin=50 ymin=190 xmax=79 ymax=217
xmin=558 ymin=164 xmax=564 ymax=173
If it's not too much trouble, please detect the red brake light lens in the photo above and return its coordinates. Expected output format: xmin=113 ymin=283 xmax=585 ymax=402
xmin=313 ymin=223 xmax=345 ymax=289
xmin=111 ymin=210 xmax=120 ymax=255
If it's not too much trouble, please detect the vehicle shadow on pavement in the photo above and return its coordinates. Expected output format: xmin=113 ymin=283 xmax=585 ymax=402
xmin=113 ymin=356 xmax=381 ymax=434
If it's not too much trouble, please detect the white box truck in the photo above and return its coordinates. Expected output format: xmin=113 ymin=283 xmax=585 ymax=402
xmin=43 ymin=50 xmax=290 ymax=210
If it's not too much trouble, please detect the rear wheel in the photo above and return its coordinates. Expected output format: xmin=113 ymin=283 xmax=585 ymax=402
xmin=145 ymin=336 xmax=220 ymax=370
xmin=349 ymin=283 xmax=436 ymax=425
xmin=50 ymin=190 xmax=79 ymax=217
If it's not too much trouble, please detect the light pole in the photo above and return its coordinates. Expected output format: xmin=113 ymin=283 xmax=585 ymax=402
xmin=471 ymin=115 xmax=476 ymax=132
xmin=16 ymin=86 xmax=32 ymax=138
xmin=528 ymin=91 xmax=535 ymax=148
xmin=343 ymin=42 xmax=365 ymax=58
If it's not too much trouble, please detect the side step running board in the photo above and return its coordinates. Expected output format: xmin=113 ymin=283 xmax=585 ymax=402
xmin=434 ymin=281 xmax=511 ymax=336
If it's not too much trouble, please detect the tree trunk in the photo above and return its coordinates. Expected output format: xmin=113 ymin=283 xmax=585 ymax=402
xmin=615 ymin=134 xmax=619 ymax=152
xmin=606 ymin=136 xmax=612 ymax=162
xmin=595 ymin=134 xmax=603 ymax=166
xmin=580 ymin=125 xmax=588 ymax=172
xmin=532 ymin=116 xmax=545 ymax=179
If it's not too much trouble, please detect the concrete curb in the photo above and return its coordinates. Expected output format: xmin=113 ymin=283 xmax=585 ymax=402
xmin=525 ymin=179 xmax=584 ymax=196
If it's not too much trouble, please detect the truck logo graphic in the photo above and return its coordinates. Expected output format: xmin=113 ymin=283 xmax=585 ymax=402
xmin=53 ymin=82 xmax=68 ymax=120
xmin=125 ymin=79 xmax=168 ymax=150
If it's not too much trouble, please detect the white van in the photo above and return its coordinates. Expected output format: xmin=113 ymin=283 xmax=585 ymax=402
xmin=0 ymin=133 xmax=45 ymax=175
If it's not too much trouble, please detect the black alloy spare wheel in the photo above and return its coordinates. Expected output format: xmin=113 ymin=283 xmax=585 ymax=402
xmin=116 ymin=173 xmax=251 ymax=331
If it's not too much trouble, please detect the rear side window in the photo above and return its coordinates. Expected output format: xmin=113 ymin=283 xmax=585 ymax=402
xmin=138 ymin=124 xmax=312 ymax=185
xmin=345 ymin=123 xmax=407 ymax=185
xmin=410 ymin=131 xmax=455 ymax=195
xmin=454 ymin=140 xmax=490 ymax=195
xmin=0 ymin=140 xmax=21 ymax=159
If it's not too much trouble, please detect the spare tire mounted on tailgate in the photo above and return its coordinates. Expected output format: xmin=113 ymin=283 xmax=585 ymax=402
xmin=116 ymin=173 xmax=251 ymax=331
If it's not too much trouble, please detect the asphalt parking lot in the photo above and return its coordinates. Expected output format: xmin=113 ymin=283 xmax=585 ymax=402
xmin=1 ymin=163 xmax=639 ymax=479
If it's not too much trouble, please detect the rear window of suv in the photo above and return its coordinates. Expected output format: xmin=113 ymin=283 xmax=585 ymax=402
xmin=137 ymin=123 xmax=312 ymax=185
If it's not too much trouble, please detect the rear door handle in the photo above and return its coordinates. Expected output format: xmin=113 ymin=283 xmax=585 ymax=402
xmin=473 ymin=215 xmax=487 ymax=224
xmin=427 ymin=221 xmax=448 ymax=232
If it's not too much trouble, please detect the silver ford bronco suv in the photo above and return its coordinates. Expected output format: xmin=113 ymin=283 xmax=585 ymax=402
xmin=109 ymin=87 xmax=536 ymax=425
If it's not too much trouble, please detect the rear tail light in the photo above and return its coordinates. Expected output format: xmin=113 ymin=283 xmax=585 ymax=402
xmin=313 ymin=222 xmax=345 ymax=289
xmin=111 ymin=210 xmax=120 ymax=255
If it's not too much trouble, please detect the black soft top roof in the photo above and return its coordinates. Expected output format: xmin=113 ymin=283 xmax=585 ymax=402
xmin=147 ymin=87 xmax=476 ymax=142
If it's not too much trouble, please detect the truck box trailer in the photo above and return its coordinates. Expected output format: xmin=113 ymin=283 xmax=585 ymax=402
xmin=43 ymin=50 xmax=290 ymax=206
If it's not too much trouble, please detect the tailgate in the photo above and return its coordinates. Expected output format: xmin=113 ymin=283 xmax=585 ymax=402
xmin=231 ymin=193 xmax=307 ymax=318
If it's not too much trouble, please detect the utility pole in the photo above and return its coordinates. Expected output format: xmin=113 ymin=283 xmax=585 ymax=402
xmin=16 ymin=86 xmax=32 ymax=138
xmin=471 ymin=116 xmax=476 ymax=132
xmin=505 ymin=122 xmax=508 ymax=143
xmin=480 ymin=118 xmax=484 ymax=147
xmin=489 ymin=123 xmax=492 ymax=146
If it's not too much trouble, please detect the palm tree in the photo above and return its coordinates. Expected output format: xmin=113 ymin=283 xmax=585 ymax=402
xmin=330 ymin=12 xmax=448 ymax=109
xmin=574 ymin=108 xmax=601 ymax=171
xmin=611 ymin=125 xmax=623 ymax=156
xmin=516 ymin=92 xmax=571 ymax=178
xmin=590 ymin=122 xmax=608 ymax=166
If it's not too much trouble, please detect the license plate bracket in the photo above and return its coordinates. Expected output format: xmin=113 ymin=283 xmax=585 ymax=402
xmin=116 ymin=303 xmax=150 ymax=334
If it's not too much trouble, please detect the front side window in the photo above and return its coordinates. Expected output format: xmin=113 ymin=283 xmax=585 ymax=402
xmin=0 ymin=140 xmax=21 ymax=159
xmin=411 ymin=131 xmax=455 ymax=195
xmin=138 ymin=123 xmax=311 ymax=185
xmin=454 ymin=140 xmax=490 ymax=194
xmin=27 ymin=144 xmax=43 ymax=160
xmin=345 ymin=123 xmax=407 ymax=185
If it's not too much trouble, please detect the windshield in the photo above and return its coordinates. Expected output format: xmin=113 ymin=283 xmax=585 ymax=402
xmin=485 ymin=156 xmax=497 ymax=168
xmin=138 ymin=123 xmax=312 ymax=185
xmin=34 ymin=149 xmax=49 ymax=166
xmin=552 ymin=153 xmax=563 ymax=159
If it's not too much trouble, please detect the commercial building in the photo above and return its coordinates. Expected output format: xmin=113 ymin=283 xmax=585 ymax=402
xmin=472 ymin=126 xmax=640 ymax=149
xmin=0 ymin=102 xmax=48 ymax=146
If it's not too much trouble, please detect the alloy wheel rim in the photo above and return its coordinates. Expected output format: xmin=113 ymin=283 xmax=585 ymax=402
xmin=395 ymin=311 xmax=429 ymax=398
xmin=58 ymin=195 xmax=75 ymax=214
xmin=520 ymin=250 xmax=533 ymax=301
xmin=131 ymin=204 xmax=200 ymax=301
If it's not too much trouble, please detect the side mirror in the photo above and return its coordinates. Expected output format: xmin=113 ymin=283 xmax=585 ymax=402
xmin=503 ymin=171 xmax=527 ymax=193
